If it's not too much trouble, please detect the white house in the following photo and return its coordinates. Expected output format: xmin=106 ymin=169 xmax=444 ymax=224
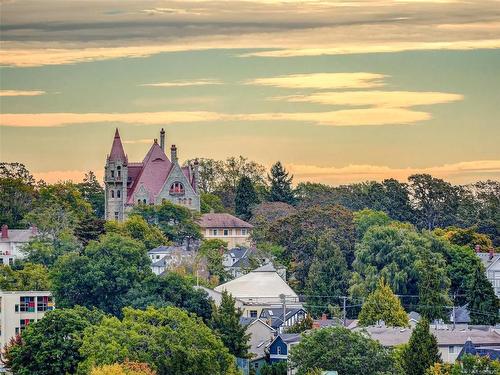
xmin=0 ymin=291 xmax=54 ymax=348
xmin=0 ymin=225 xmax=37 ymax=265
xmin=477 ymin=251 xmax=500 ymax=298
xmin=147 ymin=245 xmax=197 ymax=276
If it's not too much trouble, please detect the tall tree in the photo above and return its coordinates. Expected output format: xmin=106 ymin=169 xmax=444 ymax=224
xmin=358 ymin=278 xmax=409 ymax=327
xmin=268 ymin=161 xmax=295 ymax=205
xmin=3 ymin=306 xmax=105 ymax=375
xmin=210 ymin=290 xmax=250 ymax=358
xmin=353 ymin=209 xmax=391 ymax=240
xmin=198 ymin=239 xmax=230 ymax=283
xmin=305 ymin=234 xmax=350 ymax=317
xmin=235 ymin=176 xmax=259 ymax=221
xmin=402 ymin=319 xmax=441 ymax=375
xmin=77 ymin=171 xmax=105 ymax=218
xmin=466 ymin=265 xmax=499 ymax=325
xmin=105 ymin=215 xmax=168 ymax=250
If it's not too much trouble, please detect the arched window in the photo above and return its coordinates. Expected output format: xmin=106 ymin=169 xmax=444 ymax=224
xmin=138 ymin=199 xmax=141 ymax=204
xmin=111 ymin=190 xmax=115 ymax=198
xmin=143 ymin=199 xmax=147 ymax=204
xmin=169 ymin=182 xmax=185 ymax=195
xmin=117 ymin=190 xmax=121 ymax=198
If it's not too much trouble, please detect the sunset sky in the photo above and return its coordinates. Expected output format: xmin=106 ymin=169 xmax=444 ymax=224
xmin=1 ymin=0 xmax=499 ymax=185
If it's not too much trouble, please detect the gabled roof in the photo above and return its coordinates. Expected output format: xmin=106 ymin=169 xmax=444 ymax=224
xmin=0 ymin=228 xmax=35 ymax=243
xmin=260 ymin=307 xmax=306 ymax=329
xmin=108 ymin=128 xmax=127 ymax=162
xmin=270 ymin=333 xmax=302 ymax=346
xmin=148 ymin=245 xmax=185 ymax=254
xmin=199 ymin=213 xmax=253 ymax=229
xmin=458 ymin=339 xmax=500 ymax=360
xmin=477 ymin=252 xmax=500 ymax=271
xmin=127 ymin=141 xmax=172 ymax=204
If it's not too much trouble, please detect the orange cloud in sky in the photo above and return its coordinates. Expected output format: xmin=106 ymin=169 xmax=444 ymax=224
xmin=0 ymin=90 xmax=46 ymax=97
xmin=245 ymin=73 xmax=386 ymax=89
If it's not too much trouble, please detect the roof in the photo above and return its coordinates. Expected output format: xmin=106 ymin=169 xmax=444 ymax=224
xmin=359 ymin=325 xmax=500 ymax=347
xmin=477 ymin=252 xmax=500 ymax=271
xmin=214 ymin=265 xmax=298 ymax=302
xmin=273 ymin=333 xmax=301 ymax=345
xmin=260 ymin=307 xmax=306 ymax=329
xmin=240 ymin=317 xmax=257 ymax=326
xmin=0 ymin=228 xmax=35 ymax=243
xmin=450 ymin=305 xmax=471 ymax=324
xmin=108 ymin=128 xmax=127 ymax=162
xmin=408 ymin=311 xmax=421 ymax=322
xmin=148 ymin=245 xmax=185 ymax=254
xmin=199 ymin=213 xmax=253 ymax=229
xmin=313 ymin=317 xmax=343 ymax=328
xmin=459 ymin=340 xmax=500 ymax=360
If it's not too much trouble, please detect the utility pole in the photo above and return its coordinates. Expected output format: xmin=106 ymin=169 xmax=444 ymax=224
xmin=452 ymin=292 xmax=456 ymax=330
xmin=280 ymin=294 xmax=287 ymax=333
xmin=342 ymin=296 xmax=347 ymax=326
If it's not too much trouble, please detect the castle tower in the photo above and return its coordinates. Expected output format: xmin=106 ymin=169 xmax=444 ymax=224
xmin=104 ymin=129 xmax=128 ymax=221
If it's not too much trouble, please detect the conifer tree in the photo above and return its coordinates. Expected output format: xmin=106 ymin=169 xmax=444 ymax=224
xmin=210 ymin=290 xmax=250 ymax=358
xmin=467 ymin=265 xmax=499 ymax=325
xmin=402 ymin=319 xmax=441 ymax=375
xmin=235 ymin=176 xmax=259 ymax=221
xmin=268 ymin=161 xmax=295 ymax=204
xmin=358 ymin=278 xmax=409 ymax=327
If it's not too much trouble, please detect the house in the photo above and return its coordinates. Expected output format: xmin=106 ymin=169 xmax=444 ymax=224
xmin=222 ymin=247 xmax=271 ymax=278
xmin=450 ymin=305 xmax=471 ymax=325
xmin=214 ymin=263 xmax=302 ymax=318
xmin=458 ymin=339 xmax=500 ymax=360
xmin=104 ymin=128 xmax=200 ymax=221
xmin=199 ymin=213 xmax=253 ymax=248
xmin=268 ymin=333 xmax=301 ymax=363
xmin=359 ymin=324 xmax=500 ymax=363
xmin=259 ymin=307 xmax=307 ymax=333
xmin=0 ymin=224 xmax=37 ymax=265
xmin=147 ymin=245 xmax=198 ymax=275
xmin=0 ymin=291 xmax=54 ymax=348
xmin=477 ymin=250 xmax=500 ymax=298
xmin=312 ymin=314 xmax=344 ymax=329
xmin=240 ymin=318 xmax=276 ymax=375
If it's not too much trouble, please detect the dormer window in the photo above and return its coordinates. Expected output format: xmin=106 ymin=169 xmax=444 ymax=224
xmin=169 ymin=182 xmax=185 ymax=195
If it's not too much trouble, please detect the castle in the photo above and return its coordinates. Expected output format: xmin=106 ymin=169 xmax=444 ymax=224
xmin=104 ymin=128 xmax=200 ymax=221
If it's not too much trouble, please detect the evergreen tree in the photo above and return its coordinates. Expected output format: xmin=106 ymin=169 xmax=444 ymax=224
xmin=358 ymin=278 xmax=409 ymax=327
xmin=235 ymin=176 xmax=259 ymax=221
xmin=402 ymin=319 xmax=441 ymax=375
xmin=268 ymin=161 xmax=295 ymax=204
xmin=210 ymin=290 xmax=250 ymax=358
xmin=305 ymin=233 xmax=350 ymax=317
xmin=466 ymin=265 xmax=499 ymax=325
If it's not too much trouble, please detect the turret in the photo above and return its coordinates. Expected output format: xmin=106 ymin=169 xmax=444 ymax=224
xmin=105 ymin=129 xmax=128 ymax=221
xmin=160 ymin=128 xmax=165 ymax=151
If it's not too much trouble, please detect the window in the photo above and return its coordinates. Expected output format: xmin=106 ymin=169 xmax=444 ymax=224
xmin=138 ymin=199 xmax=141 ymax=204
xmin=449 ymin=346 xmax=455 ymax=354
xmin=114 ymin=211 xmax=119 ymax=220
xmin=15 ymin=304 xmax=19 ymax=313
xmin=188 ymin=198 xmax=192 ymax=205
xmin=250 ymin=310 xmax=258 ymax=318
xmin=212 ymin=229 xmax=218 ymax=236
xmin=117 ymin=190 xmax=121 ymax=198
xmin=223 ymin=229 xmax=230 ymax=236
xmin=169 ymin=182 xmax=185 ymax=195
xmin=277 ymin=346 xmax=282 ymax=355
xmin=117 ymin=166 xmax=121 ymax=178
xmin=37 ymin=296 xmax=54 ymax=312
xmin=19 ymin=319 xmax=35 ymax=333
xmin=20 ymin=296 xmax=35 ymax=312
xmin=8 ymin=258 xmax=13 ymax=266
xmin=143 ymin=199 xmax=147 ymax=204
xmin=111 ymin=170 xmax=115 ymax=178
xmin=241 ymin=229 xmax=247 ymax=235
xmin=15 ymin=327 xmax=19 ymax=335
xmin=111 ymin=190 xmax=115 ymax=198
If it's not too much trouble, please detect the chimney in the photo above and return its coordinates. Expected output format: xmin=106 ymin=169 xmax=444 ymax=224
xmin=489 ymin=247 xmax=494 ymax=260
xmin=30 ymin=225 xmax=37 ymax=235
xmin=193 ymin=158 xmax=200 ymax=192
xmin=475 ymin=244 xmax=481 ymax=253
xmin=171 ymin=144 xmax=178 ymax=163
xmin=160 ymin=128 xmax=165 ymax=151
xmin=321 ymin=313 xmax=328 ymax=321
xmin=1 ymin=225 xmax=8 ymax=239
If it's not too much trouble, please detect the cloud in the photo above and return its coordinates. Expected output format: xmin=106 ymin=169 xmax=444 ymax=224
xmin=288 ymin=160 xmax=500 ymax=185
xmin=279 ymin=91 xmax=464 ymax=108
xmin=0 ymin=108 xmax=430 ymax=127
xmin=140 ymin=79 xmax=223 ymax=87
xmin=0 ymin=90 xmax=46 ymax=97
xmin=245 ymin=73 xmax=386 ymax=89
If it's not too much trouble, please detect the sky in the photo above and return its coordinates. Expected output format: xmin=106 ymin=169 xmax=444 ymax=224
xmin=0 ymin=0 xmax=499 ymax=186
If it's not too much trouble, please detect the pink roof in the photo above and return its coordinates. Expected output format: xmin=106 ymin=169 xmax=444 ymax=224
xmin=182 ymin=166 xmax=193 ymax=185
xmin=108 ymin=128 xmax=127 ymax=162
xmin=127 ymin=141 xmax=172 ymax=204
xmin=199 ymin=213 xmax=253 ymax=229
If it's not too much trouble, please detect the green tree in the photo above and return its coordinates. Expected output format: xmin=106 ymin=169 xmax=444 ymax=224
xmin=105 ymin=215 xmax=168 ymax=250
xmin=77 ymin=171 xmax=105 ymax=218
xmin=268 ymin=161 xmax=295 ymax=205
xmin=466 ymin=265 xmax=499 ymax=325
xmin=354 ymin=209 xmax=392 ymax=240
xmin=125 ymin=273 xmax=213 ymax=321
xmin=50 ymin=233 xmax=152 ymax=315
xmin=198 ymin=239 xmax=230 ymax=283
xmin=210 ymin=290 xmax=250 ymax=358
xmin=305 ymin=233 xmax=350 ymax=317
xmin=260 ymin=362 xmax=287 ymax=375
xmin=0 ymin=263 xmax=51 ymax=291
xmin=3 ymin=306 xmax=105 ymax=375
xmin=289 ymin=326 xmax=397 ymax=375
xmin=235 ymin=176 xmax=259 ymax=221
xmin=358 ymin=278 xmax=409 ymax=327
xmin=78 ymin=306 xmax=239 ymax=375
xmin=402 ymin=319 xmax=441 ymax=375
xmin=250 ymin=202 xmax=297 ymax=245
xmin=201 ymin=192 xmax=225 ymax=214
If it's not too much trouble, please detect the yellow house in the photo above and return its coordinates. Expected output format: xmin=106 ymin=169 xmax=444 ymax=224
xmin=199 ymin=213 xmax=253 ymax=248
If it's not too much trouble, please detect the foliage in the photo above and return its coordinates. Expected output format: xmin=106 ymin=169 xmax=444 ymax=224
xmin=354 ymin=209 xmax=391 ymax=240
xmin=21 ymin=230 xmax=81 ymax=267
xmin=358 ymin=278 xmax=409 ymax=327
xmin=50 ymin=233 xmax=152 ymax=315
xmin=304 ymin=233 xmax=350 ymax=316
xmin=286 ymin=315 xmax=313 ymax=333
xmin=402 ymin=319 xmax=441 ymax=375
xmin=426 ymin=354 xmax=500 ymax=375
xmin=268 ymin=161 xmax=295 ymax=205
xmin=235 ymin=176 xmax=260 ymax=221
xmin=434 ymin=226 xmax=493 ymax=251
xmin=132 ymin=201 xmax=201 ymax=247
xmin=78 ymin=306 xmax=239 ymax=375
xmin=210 ymin=290 xmax=251 ymax=358
xmin=201 ymin=192 xmax=226 ymax=213
xmin=125 ymin=272 xmax=213 ymax=321
xmin=198 ymin=239 xmax=230 ymax=283
xmin=250 ymin=202 xmax=297 ymax=244
xmin=289 ymin=326 xmax=397 ymax=375
xmin=466 ymin=265 xmax=499 ymax=325
xmin=105 ymin=215 xmax=168 ymax=250
xmin=90 ymin=361 xmax=157 ymax=375
xmin=0 ymin=263 xmax=51 ymax=291
xmin=260 ymin=362 xmax=288 ymax=375
xmin=75 ymin=214 xmax=106 ymax=246
xmin=3 ymin=306 xmax=106 ymax=375
xmin=77 ymin=171 xmax=105 ymax=218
